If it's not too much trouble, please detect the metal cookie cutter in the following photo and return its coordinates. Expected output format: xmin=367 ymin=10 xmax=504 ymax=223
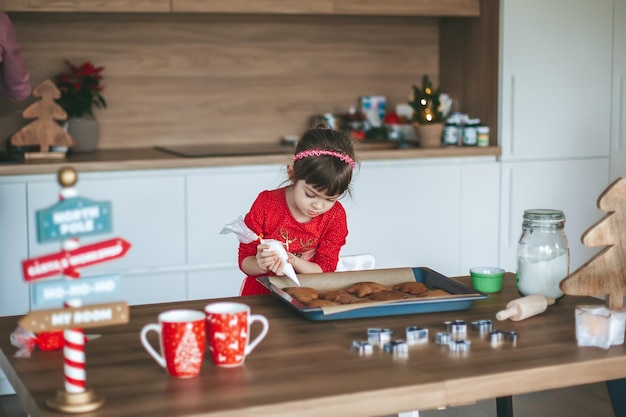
xmin=489 ymin=330 xmax=519 ymax=346
xmin=384 ymin=340 xmax=408 ymax=354
xmin=406 ymin=326 xmax=429 ymax=344
xmin=471 ymin=319 xmax=493 ymax=334
xmin=449 ymin=339 xmax=471 ymax=353
xmin=350 ymin=340 xmax=374 ymax=355
xmin=435 ymin=331 xmax=451 ymax=345
xmin=444 ymin=320 xmax=467 ymax=335
xmin=368 ymin=328 xmax=393 ymax=344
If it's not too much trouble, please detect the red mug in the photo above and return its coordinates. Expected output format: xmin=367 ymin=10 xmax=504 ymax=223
xmin=140 ymin=309 xmax=206 ymax=378
xmin=205 ymin=302 xmax=269 ymax=367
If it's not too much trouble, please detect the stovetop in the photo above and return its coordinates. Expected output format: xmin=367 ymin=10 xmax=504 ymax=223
xmin=154 ymin=143 xmax=294 ymax=158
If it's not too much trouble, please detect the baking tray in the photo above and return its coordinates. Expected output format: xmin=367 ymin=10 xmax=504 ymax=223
xmin=258 ymin=267 xmax=487 ymax=321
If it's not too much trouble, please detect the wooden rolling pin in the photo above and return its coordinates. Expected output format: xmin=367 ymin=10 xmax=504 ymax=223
xmin=496 ymin=295 xmax=555 ymax=321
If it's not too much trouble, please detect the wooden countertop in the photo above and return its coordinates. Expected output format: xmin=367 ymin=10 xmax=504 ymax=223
xmin=0 ymin=273 xmax=623 ymax=417
xmin=0 ymin=145 xmax=501 ymax=176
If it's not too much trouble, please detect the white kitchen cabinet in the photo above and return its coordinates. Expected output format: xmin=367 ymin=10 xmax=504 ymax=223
xmin=0 ymin=183 xmax=27 ymax=395
xmin=342 ymin=157 xmax=499 ymax=278
xmin=25 ymin=170 xmax=187 ymax=305
xmin=0 ymin=183 xmax=29 ymax=317
xmin=459 ymin=162 xmax=501 ymax=273
xmin=0 ymin=157 xmax=499 ymax=310
xmin=611 ymin=0 xmax=626 ymax=180
xmin=186 ymin=165 xmax=286 ymax=299
xmin=500 ymin=0 xmax=613 ymax=160
xmin=499 ymin=159 xmax=610 ymax=274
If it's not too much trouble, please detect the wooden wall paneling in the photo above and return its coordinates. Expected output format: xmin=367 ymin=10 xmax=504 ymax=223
xmin=172 ymin=0 xmax=333 ymax=14
xmin=334 ymin=0 xmax=480 ymax=17
xmin=440 ymin=0 xmax=499 ymax=146
xmin=0 ymin=14 xmax=439 ymax=150
xmin=2 ymin=0 xmax=171 ymax=12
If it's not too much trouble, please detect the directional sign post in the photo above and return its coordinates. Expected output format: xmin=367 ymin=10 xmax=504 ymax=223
xmin=37 ymin=196 xmax=112 ymax=243
xmin=31 ymin=274 xmax=122 ymax=310
xmin=19 ymin=302 xmax=129 ymax=333
xmin=23 ymin=238 xmax=131 ymax=282
xmin=18 ymin=167 xmax=133 ymax=414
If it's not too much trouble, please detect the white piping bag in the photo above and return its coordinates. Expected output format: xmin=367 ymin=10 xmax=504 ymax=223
xmin=220 ymin=216 xmax=300 ymax=286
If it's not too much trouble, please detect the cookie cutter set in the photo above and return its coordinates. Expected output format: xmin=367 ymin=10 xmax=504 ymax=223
xmin=351 ymin=319 xmax=519 ymax=356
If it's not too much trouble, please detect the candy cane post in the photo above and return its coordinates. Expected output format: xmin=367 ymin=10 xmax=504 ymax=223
xmin=18 ymin=167 xmax=131 ymax=413
xmin=63 ymin=299 xmax=86 ymax=394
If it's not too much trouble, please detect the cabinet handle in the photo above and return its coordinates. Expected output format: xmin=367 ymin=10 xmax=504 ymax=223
xmin=509 ymin=75 xmax=516 ymax=155
xmin=617 ymin=74 xmax=624 ymax=151
xmin=504 ymin=167 xmax=513 ymax=248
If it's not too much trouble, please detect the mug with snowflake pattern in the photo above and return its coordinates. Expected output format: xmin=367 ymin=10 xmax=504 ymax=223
xmin=140 ymin=309 xmax=206 ymax=378
xmin=204 ymin=302 xmax=269 ymax=367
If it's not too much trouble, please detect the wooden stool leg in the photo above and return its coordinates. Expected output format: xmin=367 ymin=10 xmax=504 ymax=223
xmin=496 ymin=396 xmax=513 ymax=417
xmin=606 ymin=378 xmax=626 ymax=416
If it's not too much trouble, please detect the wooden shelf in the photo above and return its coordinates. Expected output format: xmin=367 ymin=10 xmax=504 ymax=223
xmin=3 ymin=0 xmax=170 ymax=12
xmin=5 ymin=0 xmax=480 ymax=16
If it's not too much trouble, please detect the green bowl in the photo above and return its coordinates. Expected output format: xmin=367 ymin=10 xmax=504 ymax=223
xmin=470 ymin=267 xmax=505 ymax=293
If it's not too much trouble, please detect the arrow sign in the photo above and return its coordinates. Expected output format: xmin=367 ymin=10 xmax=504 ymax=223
xmin=22 ymin=238 xmax=131 ymax=282
xmin=31 ymin=274 xmax=122 ymax=310
xmin=19 ymin=301 xmax=129 ymax=332
xmin=37 ymin=196 xmax=112 ymax=243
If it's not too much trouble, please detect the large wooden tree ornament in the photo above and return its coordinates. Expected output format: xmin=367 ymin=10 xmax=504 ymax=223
xmin=10 ymin=79 xmax=76 ymax=160
xmin=560 ymin=177 xmax=626 ymax=309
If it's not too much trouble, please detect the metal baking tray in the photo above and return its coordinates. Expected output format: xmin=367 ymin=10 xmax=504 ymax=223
xmin=258 ymin=267 xmax=487 ymax=321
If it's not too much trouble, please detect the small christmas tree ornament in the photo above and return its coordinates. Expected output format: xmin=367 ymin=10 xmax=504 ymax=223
xmin=10 ymin=79 xmax=76 ymax=159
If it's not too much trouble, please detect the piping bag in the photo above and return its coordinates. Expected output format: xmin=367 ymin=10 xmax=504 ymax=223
xmin=220 ymin=216 xmax=300 ymax=286
xmin=496 ymin=294 xmax=555 ymax=321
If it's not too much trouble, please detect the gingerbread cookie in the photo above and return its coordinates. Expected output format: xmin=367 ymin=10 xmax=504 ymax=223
xmin=283 ymin=286 xmax=319 ymax=304
xmin=346 ymin=281 xmax=388 ymax=298
xmin=321 ymin=290 xmax=352 ymax=304
xmin=393 ymin=281 xmax=429 ymax=295
xmin=308 ymin=299 xmax=341 ymax=308
xmin=419 ymin=289 xmax=450 ymax=297
xmin=369 ymin=290 xmax=408 ymax=301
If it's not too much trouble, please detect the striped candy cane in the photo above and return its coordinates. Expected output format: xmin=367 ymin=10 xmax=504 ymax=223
xmin=63 ymin=320 xmax=86 ymax=393
xmin=60 ymin=181 xmax=86 ymax=393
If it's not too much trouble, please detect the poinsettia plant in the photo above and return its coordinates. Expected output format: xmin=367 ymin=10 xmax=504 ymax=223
xmin=54 ymin=60 xmax=107 ymax=118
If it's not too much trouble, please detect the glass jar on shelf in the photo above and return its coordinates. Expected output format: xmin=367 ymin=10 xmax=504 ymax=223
xmin=516 ymin=209 xmax=570 ymax=299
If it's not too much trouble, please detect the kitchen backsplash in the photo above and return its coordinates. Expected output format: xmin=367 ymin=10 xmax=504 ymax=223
xmin=0 ymin=13 xmax=440 ymax=151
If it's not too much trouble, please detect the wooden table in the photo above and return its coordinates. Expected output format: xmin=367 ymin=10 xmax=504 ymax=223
xmin=1 ymin=274 xmax=625 ymax=417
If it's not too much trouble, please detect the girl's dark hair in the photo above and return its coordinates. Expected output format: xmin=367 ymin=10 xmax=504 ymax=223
xmin=291 ymin=127 xmax=357 ymax=196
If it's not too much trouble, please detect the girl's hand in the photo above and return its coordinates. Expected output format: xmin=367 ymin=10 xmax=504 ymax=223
xmin=256 ymin=244 xmax=280 ymax=273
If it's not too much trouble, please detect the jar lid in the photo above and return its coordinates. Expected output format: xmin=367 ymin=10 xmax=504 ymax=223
xmin=523 ymin=209 xmax=565 ymax=222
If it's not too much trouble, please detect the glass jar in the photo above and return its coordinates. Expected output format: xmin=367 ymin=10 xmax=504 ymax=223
xmin=462 ymin=118 xmax=480 ymax=146
xmin=516 ymin=209 xmax=570 ymax=299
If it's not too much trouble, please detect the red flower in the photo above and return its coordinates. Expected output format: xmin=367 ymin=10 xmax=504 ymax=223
xmin=54 ymin=60 xmax=107 ymax=118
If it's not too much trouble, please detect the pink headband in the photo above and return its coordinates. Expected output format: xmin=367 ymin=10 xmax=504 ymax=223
xmin=293 ymin=149 xmax=355 ymax=169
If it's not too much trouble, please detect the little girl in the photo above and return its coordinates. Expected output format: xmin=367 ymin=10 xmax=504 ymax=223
xmin=238 ymin=126 xmax=357 ymax=296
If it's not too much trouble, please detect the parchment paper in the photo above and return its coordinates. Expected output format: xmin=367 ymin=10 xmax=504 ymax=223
xmin=268 ymin=267 xmax=463 ymax=316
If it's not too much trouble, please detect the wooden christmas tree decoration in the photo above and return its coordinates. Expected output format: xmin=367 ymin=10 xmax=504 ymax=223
xmin=560 ymin=177 xmax=626 ymax=309
xmin=10 ymin=79 xmax=76 ymax=160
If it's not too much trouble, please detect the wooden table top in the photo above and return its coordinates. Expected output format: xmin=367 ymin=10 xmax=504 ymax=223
xmin=0 ymin=274 xmax=624 ymax=417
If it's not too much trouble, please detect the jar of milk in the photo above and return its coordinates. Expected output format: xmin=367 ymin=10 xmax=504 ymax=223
xmin=516 ymin=209 xmax=570 ymax=299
